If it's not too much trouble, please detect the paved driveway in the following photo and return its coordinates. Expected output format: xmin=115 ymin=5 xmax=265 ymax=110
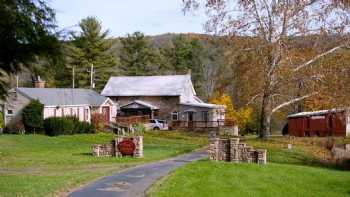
xmin=68 ymin=150 xmax=207 ymax=197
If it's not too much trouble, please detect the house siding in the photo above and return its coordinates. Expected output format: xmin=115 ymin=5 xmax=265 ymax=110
xmin=44 ymin=106 xmax=91 ymax=122
xmin=4 ymin=91 xmax=31 ymax=129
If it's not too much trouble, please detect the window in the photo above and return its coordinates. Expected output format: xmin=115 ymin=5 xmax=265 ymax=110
xmin=84 ymin=109 xmax=89 ymax=121
xmin=7 ymin=109 xmax=13 ymax=115
xmin=171 ymin=111 xmax=179 ymax=121
xmin=202 ymin=111 xmax=209 ymax=122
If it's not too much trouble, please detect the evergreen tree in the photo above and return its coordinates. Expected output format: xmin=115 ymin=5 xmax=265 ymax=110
xmin=119 ymin=32 xmax=161 ymax=76
xmin=67 ymin=16 xmax=117 ymax=90
xmin=22 ymin=100 xmax=44 ymax=134
xmin=163 ymin=35 xmax=205 ymax=96
xmin=0 ymin=0 xmax=60 ymax=98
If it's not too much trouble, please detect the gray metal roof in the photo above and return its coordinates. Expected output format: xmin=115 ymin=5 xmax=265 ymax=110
xmin=16 ymin=88 xmax=108 ymax=106
xmin=101 ymin=75 xmax=195 ymax=96
xmin=180 ymin=102 xmax=225 ymax=109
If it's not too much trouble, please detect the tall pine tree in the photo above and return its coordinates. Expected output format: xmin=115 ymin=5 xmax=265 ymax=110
xmin=67 ymin=16 xmax=117 ymax=90
xmin=119 ymin=32 xmax=161 ymax=76
xmin=0 ymin=0 xmax=60 ymax=98
xmin=163 ymin=35 xmax=205 ymax=96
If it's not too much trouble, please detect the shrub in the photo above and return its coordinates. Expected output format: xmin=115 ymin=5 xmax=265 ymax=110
xmin=74 ymin=121 xmax=96 ymax=134
xmin=133 ymin=123 xmax=145 ymax=135
xmin=22 ymin=100 xmax=44 ymax=134
xmin=4 ymin=121 xmax=25 ymax=134
xmin=44 ymin=117 xmax=75 ymax=136
xmin=91 ymin=113 xmax=105 ymax=131
xmin=44 ymin=116 xmax=95 ymax=136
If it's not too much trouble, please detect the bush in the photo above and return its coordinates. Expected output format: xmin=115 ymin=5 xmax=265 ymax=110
xmin=132 ymin=123 xmax=145 ymax=135
xmin=91 ymin=113 xmax=105 ymax=131
xmin=74 ymin=121 xmax=96 ymax=134
xmin=44 ymin=117 xmax=75 ymax=136
xmin=44 ymin=116 xmax=95 ymax=136
xmin=22 ymin=100 xmax=44 ymax=134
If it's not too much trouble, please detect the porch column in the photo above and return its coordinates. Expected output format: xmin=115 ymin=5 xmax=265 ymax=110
xmin=151 ymin=110 xmax=154 ymax=119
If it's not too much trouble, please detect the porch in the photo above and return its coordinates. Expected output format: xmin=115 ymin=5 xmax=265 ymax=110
xmin=119 ymin=100 xmax=159 ymax=119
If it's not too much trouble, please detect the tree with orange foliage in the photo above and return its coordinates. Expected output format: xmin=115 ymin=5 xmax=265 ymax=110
xmin=209 ymin=92 xmax=235 ymax=120
xmin=209 ymin=92 xmax=254 ymax=134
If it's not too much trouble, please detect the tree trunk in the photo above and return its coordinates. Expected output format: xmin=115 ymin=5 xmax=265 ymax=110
xmin=259 ymin=93 xmax=272 ymax=139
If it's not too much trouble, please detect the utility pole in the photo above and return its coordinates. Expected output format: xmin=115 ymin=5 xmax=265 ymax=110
xmin=72 ymin=66 xmax=75 ymax=89
xmin=89 ymin=63 xmax=95 ymax=89
xmin=16 ymin=75 xmax=19 ymax=88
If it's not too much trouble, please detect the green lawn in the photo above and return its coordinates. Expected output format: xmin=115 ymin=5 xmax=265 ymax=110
xmin=0 ymin=131 xmax=207 ymax=197
xmin=148 ymin=137 xmax=350 ymax=197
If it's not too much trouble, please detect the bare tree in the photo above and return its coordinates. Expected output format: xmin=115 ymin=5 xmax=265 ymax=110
xmin=183 ymin=0 xmax=350 ymax=138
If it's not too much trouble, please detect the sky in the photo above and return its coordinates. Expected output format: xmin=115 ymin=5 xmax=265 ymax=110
xmin=50 ymin=0 xmax=208 ymax=38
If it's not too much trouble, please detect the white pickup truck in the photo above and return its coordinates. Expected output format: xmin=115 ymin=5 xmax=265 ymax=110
xmin=145 ymin=119 xmax=169 ymax=130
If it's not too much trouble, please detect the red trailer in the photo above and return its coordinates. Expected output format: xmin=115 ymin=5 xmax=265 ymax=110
xmin=287 ymin=109 xmax=350 ymax=137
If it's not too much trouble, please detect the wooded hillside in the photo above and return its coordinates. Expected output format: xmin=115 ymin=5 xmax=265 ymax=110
xmin=9 ymin=31 xmax=350 ymax=134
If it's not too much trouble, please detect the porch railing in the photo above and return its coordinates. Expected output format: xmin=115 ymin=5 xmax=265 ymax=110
xmin=171 ymin=119 xmax=235 ymax=129
xmin=115 ymin=115 xmax=150 ymax=125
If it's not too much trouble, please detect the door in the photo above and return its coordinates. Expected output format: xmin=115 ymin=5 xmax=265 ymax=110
xmin=102 ymin=106 xmax=110 ymax=123
xmin=188 ymin=112 xmax=194 ymax=128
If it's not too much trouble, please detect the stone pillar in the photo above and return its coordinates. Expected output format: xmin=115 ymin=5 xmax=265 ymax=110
xmin=218 ymin=138 xmax=230 ymax=161
xmin=208 ymin=137 xmax=219 ymax=160
xmin=257 ymin=149 xmax=267 ymax=165
xmin=230 ymin=138 xmax=240 ymax=163
xmin=114 ymin=137 xmax=123 ymax=157
xmin=133 ymin=136 xmax=143 ymax=158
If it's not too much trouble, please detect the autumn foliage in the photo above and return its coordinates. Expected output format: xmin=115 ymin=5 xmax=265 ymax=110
xmin=209 ymin=92 xmax=254 ymax=134
xmin=91 ymin=113 xmax=106 ymax=131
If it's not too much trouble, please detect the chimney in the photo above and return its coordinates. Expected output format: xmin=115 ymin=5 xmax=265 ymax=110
xmin=34 ymin=76 xmax=45 ymax=88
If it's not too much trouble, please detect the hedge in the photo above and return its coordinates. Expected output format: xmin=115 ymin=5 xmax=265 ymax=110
xmin=44 ymin=116 xmax=95 ymax=136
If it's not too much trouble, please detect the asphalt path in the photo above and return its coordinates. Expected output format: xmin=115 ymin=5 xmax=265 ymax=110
xmin=68 ymin=150 xmax=207 ymax=197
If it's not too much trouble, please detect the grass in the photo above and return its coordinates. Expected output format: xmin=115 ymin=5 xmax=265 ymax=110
xmin=0 ymin=131 xmax=207 ymax=197
xmin=148 ymin=136 xmax=350 ymax=197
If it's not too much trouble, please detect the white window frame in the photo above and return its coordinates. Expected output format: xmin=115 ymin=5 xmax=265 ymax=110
xmin=202 ymin=111 xmax=209 ymax=122
xmin=171 ymin=111 xmax=179 ymax=121
xmin=6 ymin=109 xmax=14 ymax=116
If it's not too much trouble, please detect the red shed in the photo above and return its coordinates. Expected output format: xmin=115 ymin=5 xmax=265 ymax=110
xmin=287 ymin=109 xmax=350 ymax=137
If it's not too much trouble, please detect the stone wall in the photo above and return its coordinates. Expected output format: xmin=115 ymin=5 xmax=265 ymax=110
xmin=208 ymin=137 xmax=267 ymax=165
xmin=92 ymin=136 xmax=143 ymax=158
xmin=92 ymin=143 xmax=115 ymax=157
xmin=331 ymin=144 xmax=350 ymax=161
